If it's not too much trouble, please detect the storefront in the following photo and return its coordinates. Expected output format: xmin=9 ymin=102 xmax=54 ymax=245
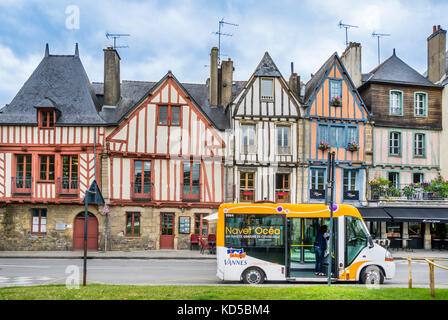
xmin=359 ymin=207 xmax=448 ymax=250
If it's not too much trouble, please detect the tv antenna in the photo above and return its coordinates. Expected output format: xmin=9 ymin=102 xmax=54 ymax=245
xmin=372 ymin=32 xmax=391 ymax=65
xmin=338 ymin=20 xmax=358 ymax=46
xmin=106 ymin=32 xmax=130 ymax=49
xmin=212 ymin=18 xmax=238 ymax=63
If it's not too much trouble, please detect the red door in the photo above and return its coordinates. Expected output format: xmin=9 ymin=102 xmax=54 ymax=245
xmin=160 ymin=213 xmax=174 ymax=249
xmin=73 ymin=213 xmax=98 ymax=250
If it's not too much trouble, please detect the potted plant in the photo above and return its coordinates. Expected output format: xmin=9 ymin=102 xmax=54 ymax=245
xmin=347 ymin=141 xmax=359 ymax=152
xmin=318 ymin=141 xmax=330 ymax=151
xmin=403 ymin=185 xmax=414 ymax=200
xmin=369 ymin=177 xmax=391 ymax=200
xmin=330 ymin=96 xmax=342 ymax=107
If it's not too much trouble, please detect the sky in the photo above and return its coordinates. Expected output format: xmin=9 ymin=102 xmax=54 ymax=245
xmin=0 ymin=0 xmax=447 ymax=106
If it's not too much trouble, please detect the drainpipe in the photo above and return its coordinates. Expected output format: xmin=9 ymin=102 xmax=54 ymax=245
xmin=301 ymin=117 xmax=306 ymax=203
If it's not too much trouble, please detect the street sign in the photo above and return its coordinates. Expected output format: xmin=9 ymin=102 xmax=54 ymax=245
xmin=82 ymin=180 xmax=105 ymax=205
xmin=103 ymin=204 xmax=110 ymax=214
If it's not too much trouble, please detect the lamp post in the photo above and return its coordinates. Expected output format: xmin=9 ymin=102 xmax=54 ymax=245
xmin=327 ymin=151 xmax=336 ymax=286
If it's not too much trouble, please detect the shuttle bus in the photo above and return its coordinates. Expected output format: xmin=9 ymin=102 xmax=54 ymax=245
xmin=216 ymin=202 xmax=395 ymax=284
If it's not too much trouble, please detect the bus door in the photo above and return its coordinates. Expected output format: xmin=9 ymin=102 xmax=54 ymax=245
xmin=286 ymin=217 xmax=337 ymax=278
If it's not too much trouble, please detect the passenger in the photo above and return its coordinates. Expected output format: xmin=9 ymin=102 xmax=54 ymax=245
xmin=314 ymin=225 xmax=330 ymax=276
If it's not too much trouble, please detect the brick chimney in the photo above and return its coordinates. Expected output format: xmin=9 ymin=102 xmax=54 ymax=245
xmin=340 ymin=42 xmax=362 ymax=88
xmin=209 ymin=47 xmax=219 ymax=106
xmin=220 ymin=58 xmax=234 ymax=108
xmin=288 ymin=62 xmax=300 ymax=98
xmin=427 ymin=25 xmax=446 ymax=83
xmin=103 ymin=47 xmax=121 ymax=106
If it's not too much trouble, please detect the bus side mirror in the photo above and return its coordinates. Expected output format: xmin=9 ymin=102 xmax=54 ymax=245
xmin=368 ymin=235 xmax=374 ymax=248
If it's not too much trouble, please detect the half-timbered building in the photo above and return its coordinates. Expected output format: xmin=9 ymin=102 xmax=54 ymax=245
xmin=357 ymin=43 xmax=445 ymax=250
xmin=227 ymin=52 xmax=302 ymax=204
xmin=302 ymin=50 xmax=371 ymax=206
xmin=0 ymin=44 xmax=107 ymax=250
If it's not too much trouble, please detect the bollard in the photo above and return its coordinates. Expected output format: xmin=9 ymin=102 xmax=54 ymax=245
xmin=429 ymin=259 xmax=435 ymax=298
xmin=408 ymin=255 xmax=412 ymax=289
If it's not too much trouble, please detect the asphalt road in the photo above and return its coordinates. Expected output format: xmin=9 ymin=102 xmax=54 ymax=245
xmin=0 ymin=258 xmax=447 ymax=288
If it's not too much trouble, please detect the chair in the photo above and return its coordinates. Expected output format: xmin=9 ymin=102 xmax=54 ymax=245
xmin=190 ymin=234 xmax=199 ymax=250
xmin=199 ymin=238 xmax=212 ymax=254
xmin=207 ymin=234 xmax=216 ymax=243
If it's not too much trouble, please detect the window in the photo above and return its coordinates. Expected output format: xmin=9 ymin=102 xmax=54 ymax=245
xmin=158 ymin=105 xmax=181 ymax=126
xmin=38 ymin=110 xmax=55 ymax=128
xmin=61 ymin=155 xmax=78 ymax=191
xmin=182 ymin=162 xmax=200 ymax=200
xmin=275 ymin=173 xmax=290 ymax=203
xmin=330 ymin=126 xmax=345 ymax=148
xmin=347 ymin=126 xmax=358 ymax=144
xmin=195 ymin=213 xmax=208 ymax=236
xmin=345 ymin=216 xmax=368 ymax=265
xmin=310 ymin=168 xmax=325 ymax=190
xmin=39 ymin=155 xmax=55 ymax=181
xmin=318 ymin=124 xmax=329 ymax=145
xmin=241 ymin=124 xmax=256 ymax=153
xmin=388 ymin=172 xmax=400 ymax=189
xmin=413 ymin=173 xmax=423 ymax=184
xmin=133 ymin=160 xmax=152 ymax=196
xmin=32 ymin=208 xmax=47 ymax=234
xmin=277 ymin=126 xmax=290 ymax=154
xmin=414 ymin=133 xmax=425 ymax=157
xmin=240 ymin=171 xmax=255 ymax=202
xmin=261 ymin=78 xmax=274 ymax=100
xmin=15 ymin=154 xmax=32 ymax=190
xmin=390 ymin=90 xmax=403 ymax=115
xmin=343 ymin=170 xmax=359 ymax=201
xmin=126 ymin=212 xmax=140 ymax=236
xmin=414 ymin=92 xmax=427 ymax=117
xmin=389 ymin=132 xmax=401 ymax=156
xmin=225 ymin=214 xmax=284 ymax=248
xmin=329 ymin=80 xmax=342 ymax=100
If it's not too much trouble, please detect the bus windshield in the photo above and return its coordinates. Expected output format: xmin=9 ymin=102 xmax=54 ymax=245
xmin=224 ymin=214 xmax=284 ymax=248
xmin=345 ymin=216 xmax=369 ymax=265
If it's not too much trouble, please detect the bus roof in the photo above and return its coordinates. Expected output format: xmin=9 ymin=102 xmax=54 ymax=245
xmin=218 ymin=203 xmax=363 ymax=220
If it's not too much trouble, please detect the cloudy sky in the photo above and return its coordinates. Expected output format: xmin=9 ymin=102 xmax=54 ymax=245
xmin=0 ymin=0 xmax=446 ymax=106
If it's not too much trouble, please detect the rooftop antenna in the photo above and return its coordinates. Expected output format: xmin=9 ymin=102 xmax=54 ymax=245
xmin=105 ymin=32 xmax=130 ymax=49
xmin=338 ymin=20 xmax=359 ymax=46
xmin=372 ymin=32 xmax=391 ymax=65
xmin=212 ymin=18 xmax=238 ymax=63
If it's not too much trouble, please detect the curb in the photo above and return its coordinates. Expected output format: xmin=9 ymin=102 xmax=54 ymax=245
xmin=0 ymin=256 xmax=216 ymax=260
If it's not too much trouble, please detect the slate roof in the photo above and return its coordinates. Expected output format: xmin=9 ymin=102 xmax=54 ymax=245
xmin=0 ymin=51 xmax=106 ymax=125
xmin=303 ymin=52 xmax=337 ymax=104
xmin=253 ymin=52 xmax=282 ymax=77
xmin=361 ymin=50 xmax=440 ymax=88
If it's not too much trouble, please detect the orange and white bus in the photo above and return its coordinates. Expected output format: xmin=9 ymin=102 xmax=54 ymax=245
xmin=216 ymin=202 xmax=395 ymax=284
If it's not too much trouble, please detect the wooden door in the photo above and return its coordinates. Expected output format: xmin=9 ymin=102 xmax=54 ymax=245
xmin=73 ymin=213 xmax=98 ymax=250
xmin=160 ymin=213 xmax=175 ymax=249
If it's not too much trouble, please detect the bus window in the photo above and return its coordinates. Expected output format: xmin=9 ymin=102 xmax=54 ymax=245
xmin=224 ymin=214 xmax=284 ymax=248
xmin=345 ymin=216 xmax=368 ymax=266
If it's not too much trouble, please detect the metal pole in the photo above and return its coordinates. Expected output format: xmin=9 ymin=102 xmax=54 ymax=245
xmin=83 ymin=199 xmax=88 ymax=286
xmin=377 ymin=36 xmax=380 ymax=65
xmin=327 ymin=151 xmax=335 ymax=286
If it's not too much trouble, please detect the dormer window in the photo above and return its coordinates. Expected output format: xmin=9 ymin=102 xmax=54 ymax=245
xmin=38 ymin=109 xmax=55 ymax=128
xmin=260 ymin=78 xmax=274 ymax=101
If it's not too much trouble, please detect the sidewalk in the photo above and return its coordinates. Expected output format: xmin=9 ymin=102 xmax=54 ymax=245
xmin=0 ymin=249 xmax=216 ymax=259
xmin=0 ymin=249 xmax=447 ymax=260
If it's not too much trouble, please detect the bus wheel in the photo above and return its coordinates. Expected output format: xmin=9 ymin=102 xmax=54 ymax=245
xmin=360 ymin=265 xmax=384 ymax=285
xmin=242 ymin=267 xmax=265 ymax=285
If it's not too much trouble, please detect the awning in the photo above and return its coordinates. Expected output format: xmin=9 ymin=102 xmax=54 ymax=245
xmin=203 ymin=212 xmax=218 ymax=221
xmin=383 ymin=207 xmax=448 ymax=223
xmin=358 ymin=207 xmax=393 ymax=222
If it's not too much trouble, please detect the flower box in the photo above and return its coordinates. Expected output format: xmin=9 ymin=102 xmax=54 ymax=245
xmin=330 ymin=96 xmax=342 ymax=107
xmin=242 ymin=191 xmax=253 ymax=196
xmin=277 ymin=192 xmax=287 ymax=196
xmin=319 ymin=141 xmax=330 ymax=151
xmin=347 ymin=141 xmax=359 ymax=152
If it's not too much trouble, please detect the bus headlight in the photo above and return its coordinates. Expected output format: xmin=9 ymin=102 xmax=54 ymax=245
xmin=385 ymin=250 xmax=393 ymax=261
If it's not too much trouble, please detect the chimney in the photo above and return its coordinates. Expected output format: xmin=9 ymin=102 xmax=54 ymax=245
xmin=209 ymin=47 xmax=219 ymax=106
xmin=340 ymin=42 xmax=362 ymax=88
xmin=220 ymin=58 xmax=234 ymax=107
xmin=427 ymin=25 xmax=446 ymax=83
xmin=103 ymin=46 xmax=121 ymax=106
xmin=289 ymin=62 xmax=300 ymax=98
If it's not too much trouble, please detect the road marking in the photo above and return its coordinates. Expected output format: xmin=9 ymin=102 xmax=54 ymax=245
xmin=0 ymin=264 xmax=51 ymax=269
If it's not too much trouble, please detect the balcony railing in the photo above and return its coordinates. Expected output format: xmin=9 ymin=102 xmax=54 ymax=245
xmin=275 ymin=189 xmax=290 ymax=203
xmin=11 ymin=177 xmax=33 ymax=196
xmin=57 ymin=177 xmax=79 ymax=197
xmin=131 ymin=182 xmax=153 ymax=201
xmin=240 ymin=188 xmax=255 ymax=202
xmin=181 ymin=183 xmax=201 ymax=202
xmin=369 ymin=184 xmax=448 ymax=201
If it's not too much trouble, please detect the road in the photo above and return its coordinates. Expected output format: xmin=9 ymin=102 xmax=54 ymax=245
xmin=0 ymin=258 xmax=447 ymax=288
